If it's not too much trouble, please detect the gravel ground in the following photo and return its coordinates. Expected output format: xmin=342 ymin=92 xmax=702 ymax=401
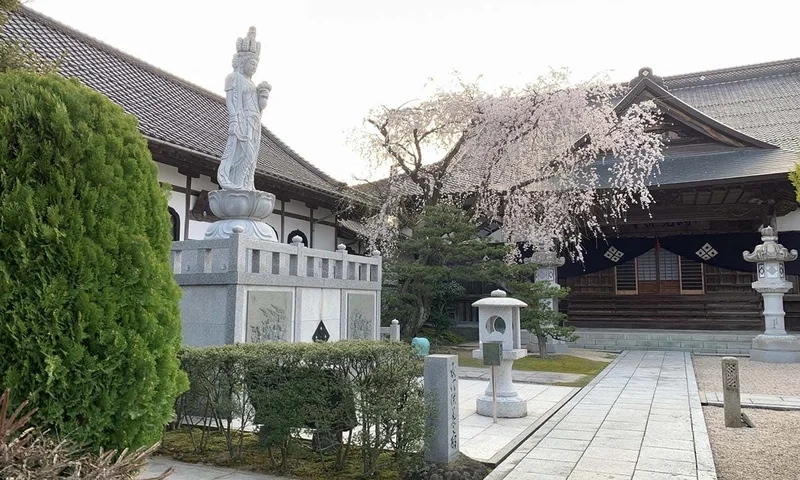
xmin=704 ymin=406 xmax=800 ymax=480
xmin=693 ymin=356 xmax=800 ymax=396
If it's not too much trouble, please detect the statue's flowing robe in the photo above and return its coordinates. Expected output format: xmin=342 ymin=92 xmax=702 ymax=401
xmin=218 ymin=72 xmax=262 ymax=190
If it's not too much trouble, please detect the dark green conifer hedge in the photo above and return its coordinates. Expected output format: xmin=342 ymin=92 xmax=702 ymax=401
xmin=0 ymin=71 xmax=188 ymax=450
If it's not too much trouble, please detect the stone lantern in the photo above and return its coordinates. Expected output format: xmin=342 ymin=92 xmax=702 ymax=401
xmin=472 ymin=290 xmax=529 ymax=418
xmin=743 ymin=226 xmax=800 ymax=363
xmin=529 ymin=250 xmax=567 ymax=354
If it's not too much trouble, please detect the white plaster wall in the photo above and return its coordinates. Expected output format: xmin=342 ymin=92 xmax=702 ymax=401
xmin=313 ymin=223 xmax=337 ymax=250
xmin=283 ymin=216 xmax=311 ymax=244
xmin=193 ymin=174 xmax=218 ymax=192
xmin=157 ymin=162 xmax=185 ymax=187
xmin=188 ymin=220 xmax=208 ymax=240
xmin=777 ymin=210 xmax=800 ymax=232
xmin=283 ymin=199 xmax=310 ymax=216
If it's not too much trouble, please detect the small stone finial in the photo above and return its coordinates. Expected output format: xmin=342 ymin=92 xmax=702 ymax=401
xmin=337 ymin=243 xmax=347 ymax=252
xmin=490 ymin=289 xmax=507 ymax=298
xmin=372 ymin=249 xmax=381 ymax=257
xmin=232 ymin=225 xmax=245 ymax=234
xmin=391 ymin=319 xmax=399 ymax=325
xmin=292 ymin=235 xmax=304 ymax=247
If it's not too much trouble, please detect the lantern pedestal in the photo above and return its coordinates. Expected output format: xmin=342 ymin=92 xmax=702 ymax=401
xmin=472 ymin=349 xmax=528 ymax=418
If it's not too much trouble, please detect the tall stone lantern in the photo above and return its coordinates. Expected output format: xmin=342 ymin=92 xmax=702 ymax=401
xmin=472 ymin=290 xmax=528 ymax=418
xmin=743 ymin=226 xmax=800 ymax=363
xmin=529 ymin=250 xmax=567 ymax=354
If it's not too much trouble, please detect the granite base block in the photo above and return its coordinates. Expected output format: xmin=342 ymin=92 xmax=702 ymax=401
xmin=476 ymin=395 xmax=528 ymax=418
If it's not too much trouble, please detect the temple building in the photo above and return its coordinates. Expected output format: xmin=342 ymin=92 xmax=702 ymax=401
xmin=557 ymin=64 xmax=800 ymax=335
xmin=1 ymin=7 xmax=373 ymax=252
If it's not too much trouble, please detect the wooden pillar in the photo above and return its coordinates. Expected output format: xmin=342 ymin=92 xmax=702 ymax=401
xmin=183 ymin=175 xmax=192 ymax=241
xmin=280 ymin=199 xmax=286 ymax=243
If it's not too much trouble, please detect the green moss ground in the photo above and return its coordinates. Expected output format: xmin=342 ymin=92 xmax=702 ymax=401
xmin=160 ymin=428 xmax=401 ymax=479
xmin=453 ymin=351 xmax=610 ymax=376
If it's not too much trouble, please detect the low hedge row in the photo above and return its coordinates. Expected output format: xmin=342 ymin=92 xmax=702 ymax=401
xmin=173 ymin=341 xmax=427 ymax=476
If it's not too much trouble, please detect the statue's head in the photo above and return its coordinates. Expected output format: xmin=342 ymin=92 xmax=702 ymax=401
xmin=234 ymin=27 xmax=261 ymax=78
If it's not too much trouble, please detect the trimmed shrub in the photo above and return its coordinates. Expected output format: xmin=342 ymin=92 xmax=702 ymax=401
xmin=174 ymin=341 xmax=426 ymax=476
xmin=0 ymin=72 xmax=188 ymax=450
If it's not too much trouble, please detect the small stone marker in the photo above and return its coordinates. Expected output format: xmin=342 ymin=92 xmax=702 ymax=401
xmin=424 ymin=354 xmax=459 ymax=464
xmin=722 ymin=357 xmax=742 ymax=428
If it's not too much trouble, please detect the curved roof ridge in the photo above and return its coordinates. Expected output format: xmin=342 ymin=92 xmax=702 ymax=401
xmin=19 ymin=5 xmax=347 ymax=190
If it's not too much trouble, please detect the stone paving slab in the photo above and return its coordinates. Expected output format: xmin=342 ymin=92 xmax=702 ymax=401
xmin=458 ymin=379 xmax=578 ymax=463
xmin=701 ymin=391 xmax=800 ymax=410
xmin=486 ymin=350 xmax=718 ymax=480
xmin=458 ymin=366 xmax=586 ymax=384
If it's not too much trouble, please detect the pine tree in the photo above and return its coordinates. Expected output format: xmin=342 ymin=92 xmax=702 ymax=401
xmin=0 ymin=71 xmax=188 ymax=451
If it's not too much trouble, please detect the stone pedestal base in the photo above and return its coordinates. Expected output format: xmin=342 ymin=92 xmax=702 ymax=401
xmin=205 ymin=218 xmax=278 ymax=241
xmin=476 ymin=394 xmax=527 ymax=418
xmin=751 ymin=334 xmax=800 ymax=363
xmin=472 ymin=349 xmax=528 ymax=418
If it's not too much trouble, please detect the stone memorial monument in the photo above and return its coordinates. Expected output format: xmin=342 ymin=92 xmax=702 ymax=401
xmin=205 ymin=27 xmax=277 ymax=241
xmin=472 ymin=290 xmax=528 ymax=418
xmin=743 ymin=226 xmax=800 ymax=362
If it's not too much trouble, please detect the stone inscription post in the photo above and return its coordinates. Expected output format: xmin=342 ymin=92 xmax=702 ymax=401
xmin=721 ymin=357 xmax=742 ymax=428
xmin=423 ymin=354 xmax=459 ymax=464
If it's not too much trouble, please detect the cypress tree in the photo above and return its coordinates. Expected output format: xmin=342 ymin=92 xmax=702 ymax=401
xmin=0 ymin=71 xmax=188 ymax=450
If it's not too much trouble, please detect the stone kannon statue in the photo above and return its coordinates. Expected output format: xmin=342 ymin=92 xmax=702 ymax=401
xmin=205 ymin=27 xmax=278 ymax=241
xmin=217 ymin=27 xmax=271 ymax=191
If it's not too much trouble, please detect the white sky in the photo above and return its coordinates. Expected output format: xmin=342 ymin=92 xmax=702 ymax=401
xmin=28 ymin=0 xmax=800 ymax=184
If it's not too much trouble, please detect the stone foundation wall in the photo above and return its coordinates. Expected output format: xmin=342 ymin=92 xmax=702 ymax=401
xmin=570 ymin=329 xmax=760 ymax=355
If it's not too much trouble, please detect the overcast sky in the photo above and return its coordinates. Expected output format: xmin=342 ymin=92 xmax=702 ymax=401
xmin=28 ymin=0 xmax=800 ymax=184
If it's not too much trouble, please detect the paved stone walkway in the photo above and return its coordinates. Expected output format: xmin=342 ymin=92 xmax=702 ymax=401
xmin=701 ymin=391 xmax=800 ymax=410
xmin=487 ymin=350 xmax=716 ymax=480
xmin=139 ymin=457 xmax=288 ymax=479
xmin=458 ymin=366 xmax=586 ymax=385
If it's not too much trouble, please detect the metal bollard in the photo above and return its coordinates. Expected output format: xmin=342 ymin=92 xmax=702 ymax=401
xmin=721 ymin=357 xmax=742 ymax=428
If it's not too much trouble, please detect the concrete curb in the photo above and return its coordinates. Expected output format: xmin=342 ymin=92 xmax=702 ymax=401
xmin=685 ymin=352 xmax=718 ymax=480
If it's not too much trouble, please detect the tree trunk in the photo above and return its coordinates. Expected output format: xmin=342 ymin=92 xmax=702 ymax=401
xmin=537 ymin=334 xmax=549 ymax=359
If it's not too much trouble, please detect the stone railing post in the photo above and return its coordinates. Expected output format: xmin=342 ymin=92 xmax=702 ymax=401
xmin=743 ymin=226 xmax=800 ymax=362
xmin=721 ymin=357 xmax=742 ymax=428
xmin=390 ymin=319 xmax=401 ymax=341
xmin=423 ymin=354 xmax=459 ymax=464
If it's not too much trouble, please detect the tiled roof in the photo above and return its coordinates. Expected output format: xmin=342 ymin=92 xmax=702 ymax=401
xmin=2 ymin=7 xmax=368 ymax=204
xmin=664 ymin=58 xmax=800 ymax=152
xmin=355 ymin=58 xmax=800 ymax=196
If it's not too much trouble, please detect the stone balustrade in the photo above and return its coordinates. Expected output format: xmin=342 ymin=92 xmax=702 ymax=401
xmin=170 ymin=233 xmax=382 ymax=346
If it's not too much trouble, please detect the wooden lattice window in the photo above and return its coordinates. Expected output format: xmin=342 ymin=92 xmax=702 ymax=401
xmin=615 ymin=261 xmax=638 ymax=295
xmin=679 ymin=257 xmax=704 ymax=294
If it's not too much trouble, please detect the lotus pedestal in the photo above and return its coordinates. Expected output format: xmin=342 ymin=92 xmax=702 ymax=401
xmin=204 ymin=189 xmax=277 ymax=241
